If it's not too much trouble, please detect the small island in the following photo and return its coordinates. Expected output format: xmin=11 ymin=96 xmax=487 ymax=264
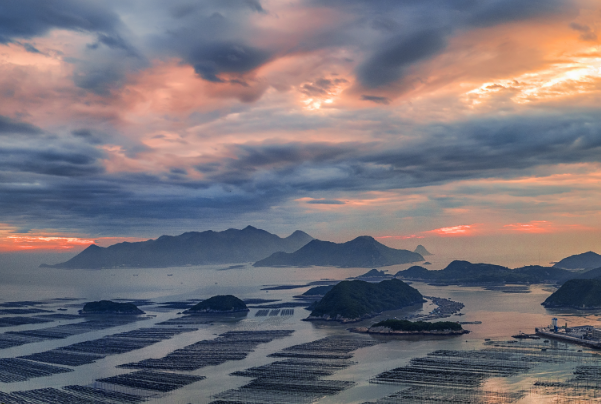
xmin=183 ymin=295 xmax=249 ymax=313
xmin=352 ymin=319 xmax=468 ymax=335
xmin=542 ymin=279 xmax=601 ymax=309
xmin=306 ymin=278 xmax=424 ymax=323
xmin=80 ymin=300 xmax=145 ymax=315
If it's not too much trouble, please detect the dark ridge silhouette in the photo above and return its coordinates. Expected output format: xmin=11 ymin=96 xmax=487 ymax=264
xmin=80 ymin=300 xmax=144 ymax=315
xmin=553 ymin=251 xmax=601 ymax=270
xmin=395 ymin=260 xmax=575 ymax=284
xmin=414 ymin=245 xmax=432 ymax=256
xmin=542 ymin=279 xmax=601 ymax=309
xmin=42 ymin=226 xmax=313 ymax=269
xmin=253 ymin=236 xmax=424 ymax=268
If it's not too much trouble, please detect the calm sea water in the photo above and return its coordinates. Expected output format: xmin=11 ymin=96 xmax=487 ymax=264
xmin=0 ymin=253 xmax=599 ymax=403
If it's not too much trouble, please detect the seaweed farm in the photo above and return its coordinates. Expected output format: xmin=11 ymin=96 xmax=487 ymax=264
xmin=119 ymin=330 xmax=294 ymax=371
xmin=97 ymin=370 xmax=206 ymax=393
xmin=18 ymin=326 xmax=197 ymax=368
xmin=0 ymin=315 xmax=147 ymax=349
xmin=210 ymin=335 xmax=379 ymax=403
xmin=366 ymin=339 xmax=601 ymax=403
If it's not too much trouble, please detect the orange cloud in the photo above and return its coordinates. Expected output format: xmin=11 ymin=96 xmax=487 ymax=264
xmin=427 ymin=224 xmax=478 ymax=236
xmin=0 ymin=225 xmax=145 ymax=252
xmin=503 ymin=220 xmax=593 ymax=234
xmin=376 ymin=235 xmax=424 ymax=240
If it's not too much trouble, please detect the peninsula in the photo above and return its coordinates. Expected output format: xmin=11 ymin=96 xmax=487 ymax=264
xmin=542 ymin=279 xmax=601 ymax=309
xmin=353 ymin=319 xmax=468 ymax=335
xmin=553 ymin=251 xmax=601 ymax=270
xmin=306 ymin=279 xmax=424 ymax=322
xmin=254 ymin=236 xmax=424 ymax=268
xmin=42 ymin=226 xmax=313 ymax=269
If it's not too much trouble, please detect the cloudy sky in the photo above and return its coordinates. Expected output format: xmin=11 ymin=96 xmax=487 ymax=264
xmin=1 ymin=0 xmax=600 ymax=262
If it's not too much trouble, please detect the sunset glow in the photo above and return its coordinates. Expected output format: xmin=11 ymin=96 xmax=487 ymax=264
xmin=0 ymin=0 xmax=600 ymax=258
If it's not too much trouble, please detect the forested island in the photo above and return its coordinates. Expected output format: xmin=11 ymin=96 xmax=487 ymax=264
xmin=184 ymin=295 xmax=249 ymax=313
xmin=353 ymin=319 xmax=467 ymax=335
xmin=395 ymin=260 xmax=576 ymax=285
xmin=306 ymin=279 xmax=424 ymax=322
xmin=80 ymin=300 xmax=145 ymax=315
xmin=254 ymin=236 xmax=424 ymax=268
xmin=542 ymin=279 xmax=601 ymax=309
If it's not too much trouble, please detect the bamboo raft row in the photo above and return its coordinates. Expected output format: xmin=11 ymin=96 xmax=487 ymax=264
xmin=155 ymin=316 xmax=212 ymax=326
xmin=0 ymin=358 xmax=72 ymax=383
xmin=119 ymin=330 xmax=294 ymax=371
xmin=18 ymin=326 xmax=198 ymax=366
xmin=363 ymin=386 xmax=525 ymax=404
xmin=230 ymin=358 xmax=356 ymax=379
xmin=0 ymin=308 xmax=52 ymax=315
xmin=0 ymin=385 xmax=148 ymax=403
xmin=255 ymin=310 xmax=269 ymax=317
xmin=269 ymin=310 xmax=280 ymax=316
xmin=211 ymin=335 xmax=380 ymax=404
xmin=35 ymin=313 xmax=82 ymax=320
xmin=0 ymin=316 xmax=52 ymax=328
xmin=0 ymin=316 xmax=145 ymax=349
xmin=96 ymin=370 xmax=205 ymax=393
xmin=280 ymin=309 xmax=294 ymax=316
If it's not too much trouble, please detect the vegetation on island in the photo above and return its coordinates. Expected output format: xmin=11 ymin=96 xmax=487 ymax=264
xmin=81 ymin=300 xmax=144 ymax=314
xmin=395 ymin=260 xmax=576 ymax=285
xmin=542 ymin=279 xmax=601 ymax=309
xmin=302 ymin=285 xmax=336 ymax=296
xmin=553 ymin=251 xmax=601 ymax=270
xmin=372 ymin=319 xmax=463 ymax=332
xmin=254 ymin=236 xmax=424 ymax=268
xmin=185 ymin=295 xmax=249 ymax=313
xmin=308 ymin=279 xmax=424 ymax=321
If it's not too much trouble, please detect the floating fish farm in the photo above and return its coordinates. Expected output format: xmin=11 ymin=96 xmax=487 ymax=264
xmin=367 ymin=339 xmax=601 ymax=403
xmin=211 ymin=335 xmax=379 ymax=404
xmin=0 ymin=316 xmax=52 ymax=328
xmin=0 ymin=358 xmax=72 ymax=383
xmin=365 ymin=386 xmax=525 ymax=404
xmin=120 ymin=330 xmax=294 ymax=371
xmin=96 ymin=370 xmax=205 ymax=393
xmin=0 ymin=316 xmax=146 ymax=350
xmin=18 ymin=326 xmax=197 ymax=368
xmin=0 ymin=385 xmax=147 ymax=404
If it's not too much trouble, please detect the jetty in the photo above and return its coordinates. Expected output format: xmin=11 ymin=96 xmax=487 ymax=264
xmin=535 ymin=318 xmax=601 ymax=349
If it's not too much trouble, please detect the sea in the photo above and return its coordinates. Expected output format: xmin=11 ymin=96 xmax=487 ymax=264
xmin=0 ymin=251 xmax=600 ymax=403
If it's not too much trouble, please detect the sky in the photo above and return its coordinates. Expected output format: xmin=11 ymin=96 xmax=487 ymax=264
xmin=1 ymin=0 xmax=600 ymax=263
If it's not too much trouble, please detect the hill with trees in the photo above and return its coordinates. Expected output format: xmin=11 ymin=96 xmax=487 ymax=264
xmin=542 ymin=279 xmax=601 ymax=309
xmin=306 ymin=279 xmax=424 ymax=322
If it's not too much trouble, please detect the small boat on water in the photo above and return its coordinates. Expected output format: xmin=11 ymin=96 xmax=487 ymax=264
xmin=512 ymin=331 xmax=540 ymax=340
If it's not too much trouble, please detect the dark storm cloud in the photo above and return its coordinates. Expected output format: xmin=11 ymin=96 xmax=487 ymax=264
xmin=0 ymin=144 xmax=104 ymax=177
xmin=306 ymin=199 xmax=345 ymax=205
xmin=0 ymin=0 xmax=122 ymax=43
xmin=317 ymin=0 xmax=575 ymax=88
xmin=361 ymin=95 xmax=390 ymax=104
xmin=188 ymin=42 xmax=271 ymax=82
xmin=3 ymin=113 xmax=600 ymax=233
xmin=0 ymin=115 xmax=42 ymax=135
xmin=358 ymin=30 xmax=448 ymax=88
xmin=570 ymin=22 xmax=598 ymax=42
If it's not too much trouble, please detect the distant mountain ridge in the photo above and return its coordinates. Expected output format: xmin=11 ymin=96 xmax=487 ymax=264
xmin=395 ymin=260 xmax=575 ymax=284
xmin=553 ymin=251 xmax=601 ymax=270
xmin=414 ymin=245 xmax=432 ymax=256
xmin=253 ymin=236 xmax=424 ymax=268
xmin=43 ymin=226 xmax=313 ymax=269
